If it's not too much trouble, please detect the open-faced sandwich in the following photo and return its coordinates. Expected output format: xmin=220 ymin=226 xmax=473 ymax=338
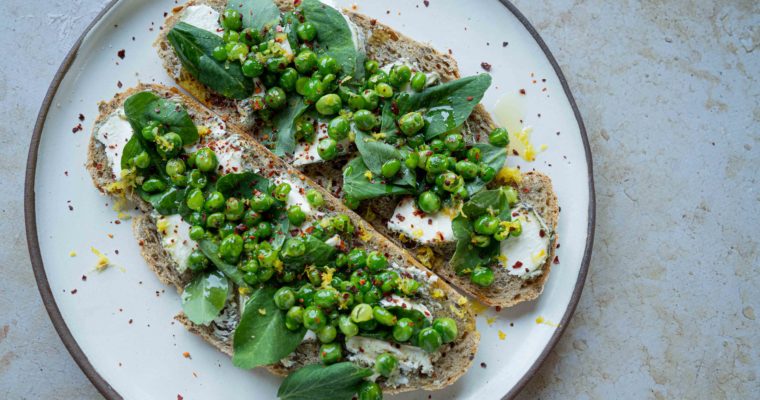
xmin=87 ymin=84 xmax=479 ymax=398
xmin=155 ymin=0 xmax=559 ymax=308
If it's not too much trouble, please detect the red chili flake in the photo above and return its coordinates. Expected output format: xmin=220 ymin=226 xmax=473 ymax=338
xmin=512 ymin=149 xmax=519 ymax=156
xmin=512 ymin=261 xmax=523 ymax=269
xmin=78 ymin=114 xmax=85 ymax=121
xmin=117 ymin=49 xmax=125 ymax=59
xmin=519 ymin=88 xmax=526 ymax=95
xmin=395 ymin=214 xmax=405 ymax=222
xmin=68 ymin=205 xmax=74 ymax=211
xmin=423 ymin=0 xmax=430 ymax=6
xmin=522 ymin=187 xmax=530 ymax=193
xmin=177 ymin=395 xmax=184 ymax=400
xmin=117 ymin=81 xmax=123 ymax=88
xmin=71 ymin=289 xmax=78 ymax=295
xmin=390 ymin=101 xmax=399 ymax=115
xmin=502 ymin=41 xmax=509 ymax=47
xmin=553 ymin=256 xmax=560 ymax=264
xmin=480 ymin=362 xmax=487 ymax=368
xmin=82 ymin=275 xmax=87 ymax=281
xmin=64 ymin=171 xmax=69 ymax=176
xmin=556 ymin=243 xmax=561 ymax=248
xmin=183 ymin=351 xmax=191 ymax=358
xmin=466 ymin=96 xmax=474 ymax=101
xmin=480 ymin=62 xmax=492 ymax=71
xmin=293 ymin=0 xmax=302 ymax=5
xmin=370 ymin=19 xmax=377 ymax=26
xmin=128 ymin=319 xmax=133 ymax=324
xmin=72 ymin=124 xmax=83 ymax=133
xmin=495 ymin=306 xmax=502 ymax=312
xmin=115 ymin=220 xmax=121 ymax=225
xmin=539 ymin=229 xmax=545 ymax=238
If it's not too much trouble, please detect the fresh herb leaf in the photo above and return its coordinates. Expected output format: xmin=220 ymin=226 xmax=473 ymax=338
xmin=215 ymin=171 xmax=270 ymax=197
xmin=272 ymin=97 xmax=310 ymax=156
xmin=181 ymin=270 xmax=230 ymax=325
xmin=451 ymin=239 xmax=500 ymax=275
xmin=139 ymin=186 xmax=186 ymax=215
xmin=451 ymin=214 xmax=473 ymax=241
xmin=198 ymin=240 xmax=249 ymax=288
xmin=342 ymin=157 xmax=413 ymax=201
xmin=120 ymin=135 xmax=144 ymax=171
xmin=461 ymin=189 xmax=507 ymax=219
xmin=300 ymin=0 xmax=361 ymax=78
xmin=464 ymin=143 xmax=507 ymax=194
xmin=233 ymin=286 xmax=307 ymax=369
xmin=124 ymin=91 xmax=198 ymax=145
xmin=229 ymin=0 xmax=281 ymax=31
xmin=168 ymin=22 xmax=253 ymax=100
xmin=353 ymin=131 xmax=416 ymax=188
xmin=281 ymin=236 xmax=337 ymax=268
xmin=277 ymin=362 xmax=373 ymax=400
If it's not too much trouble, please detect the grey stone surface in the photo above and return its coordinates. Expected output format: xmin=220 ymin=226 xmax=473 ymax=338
xmin=0 ymin=0 xmax=757 ymax=399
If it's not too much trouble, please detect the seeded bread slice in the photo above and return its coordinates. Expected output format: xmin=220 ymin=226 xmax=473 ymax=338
xmin=86 ymin=83 xmax=479 ymax=393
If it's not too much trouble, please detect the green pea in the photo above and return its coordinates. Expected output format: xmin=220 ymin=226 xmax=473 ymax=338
xmin=364 ymin=59 xmax=379 ymax=74
xmin=274 ymin=287 xmax=296 ymax=310
xmin=187 ymin=212 xmax=204 ymax=226
xmin=205 ymin=212 xmax=224 ymax=229
xmin=239 ymin=28 xmax=261 ymax=46
xmin=331 ymin=214 xmax=354 ymax=233
xmin=185 ymin=250 xmax=208 ymax=272
xmin=444 ymin=133 xmax=465 ymax=151
xmin=319 ymin=343 xmax=342 ymax=365
xmin=225 ymin=197 xmax=245 ymax=221
xmin=227 ymin=42 xmax=249 ymax=62
xmin=393 ymin=318 xmax=415 ymax=342
xmin=439 ymin=171 xmax=463 ymax=192
xmin=133 ymin=151 xmax=150 ymax=169
xmin=280 ymin=271 xmax=296 ymax=283
xmin=185 ymin=188 xmax=205 ymax=211
xmin=242 ymin=210 xmax=262 ymax=227
xmin=398 ymin=112 xmax=425 ymax=136
xmin=357 ymin=382 xmax=382 ymax=400
xmin=296 ymin=21 xmax=317 ymax=42
xmin=417 ymin=191 xmax=441 ymax=214
xmin=294 ymin=117 xmax=315 ymax=142
xmin=315 ymin=94 xmax=342 ymax=116
xmin=373 ymin=306 xmax=397 ymax=326
xmin=503 ymin=186 xmax=519 ymax=206
xmin=425 ymin=153 xmax=449 ymax=174
xmin=366 ymin=251 xmax=388 ymax=272
xmin=380 ymin=271 xmax=399 ymax=293
xmin=411 ymin=72 xmax=427 ymax=92
xmin=253 ymin=221 xmax=273 ymax=239
xmin=250 ymin=192 xmax=274 ymax=212
xmin=456 ymin=160 xmax=479 ymax=180
xmin=221 ymin=9 xmax=242 ymax=31
xmin=241 ymin=57 xmax=263 ymax=77
xmin=156 ymin=132 xmax=183 ymax=159
xmin=474 ymin=215 xmax=499 ymax=235
xmin=353 ymin=109 xmax=378 ymax=131
xmin=141 ymin=121 xmax=162 ymax=141
xmin=357 ymin=318 xmax=378 ymax=332
xmin=170 ymin=173 xmax=188 ymax=187
xmin=347 ymin=92 xmax=367 ymax=110
xmin=367 ymin=71 xmax=388 ymax=87
xmin=296 ymin=285 xmax=316 ymax=307
xmin=380 ymin=159 xmax=402 ymax=179
xmin=364 ymin=286 xmax=382 ymax=304
xmin=316 ymin=138 xmax=338 ymax=161
xmin=429 ymin=139 xmax=446 ymax=154
xmin=480 ymin=165 xmax=496 ymax=183
xmin=195 ymin=148 xmax=218 ymax=172
xmin=432 ymin=317 xmax=458 ymax=343
xmin=418 ymin=327 xmax=443 ymax=353
xmin=417 ymin=149 xmax=431 ymax=169
xmin=303 ymin=306 xmax=327 ymax=330
xmin=375 ymin=353 xmax=398 ymax=378
xmin=306 ymin=189 xmax=324 ymax=207
xmin=361 ymin=89 xmax=380 ymax=110
xmin=489 ymin=127 xmax=510 ymax=147
xmin=219 ymin=234 xmax=243 ymax=263
xmin=270 ymin=182 xmax=290 ymax=202
xmin=316 ymin=325 xmax=337 ymax=344
xmin=338 ymin=315 xmax=359 ymax=337
xmin=348 ymin=248 xmax=367 ymax=269
xmin=471 ymin=234 xmax=491 ymax=248
xmin=398 ymin=277 xmax=420 ymax=296
xmin=264 ymin=87 xmax=287 ymax=109
xmin=257 ymin=266 xmax=275 ymax=282
xmin=212 ymin=45 xmax=227 ymax=61
xmin=266 ymin=55 xmax=289 ymax=73
xmin=240 ymin=258 xmax=259 ymax=273
xmin=466 ymin=147 xmax=482 ymax=163
xmin=188 ymin=169 xmax=207 ymax=189
xmin=189 ymin=225 xmax=205 ymax=241
xmin=282 ymin=237 xmax=306 ymax=258
xmin=241 ymin=271 xmax=258 ymax=285
xmin=389 ymin=64 xmax=412 ymax=87
xmin=375 ymin=82 xmax=393 ymax=98
xmin=313 ymin=288 xmax=338 ymax=309
xmin=317 ymin=55 xmax=340 ymax=75
xmin=351 ymin=303 xmax=373 ymax=323
xmin=302 ymin=77 xmax=324 ymax=102
xmin=261 ymin=72 xmax=278 ymax=87
xmin=285 ymin=306 xmax=304 ymax=331
xmin=327 ymin=116 xmax=350 ymax=141
xmin=202 ymin=191 xmax=223 ymax=211
xmin=471 ymin=266 xmax=495 ymax=287
xmin=286 ymin=206 xmax=307 ymax=227
xmin=224 ymin=41 xmax=236 ymax=55
xmin=406 ymin=133 xmax=425 ymax=149
xmin=294 ymin=49 xmax=317 ymax=73
xmin=223 ymin=29 xmax=240 ymax=44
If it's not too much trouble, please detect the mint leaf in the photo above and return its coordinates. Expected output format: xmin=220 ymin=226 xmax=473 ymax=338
xmin=277 ymin=362 xmax=372 ymax=400
xmin=181 ymin=270 xmax=230 ymax=325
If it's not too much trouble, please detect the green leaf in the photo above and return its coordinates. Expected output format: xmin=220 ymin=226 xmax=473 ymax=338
xmin=168 ymin=22 xmax=253 ymax=100
xmin=198 ymin=240 xmax=249 ymax=288
xmin=281 ymin=236 xmax=337 ymax=268
xmin=120 ymin=135 xmax=143 ymax=171
xmin=464 ymin=143 xmax=508 ymax=194
xmin=139 ymin=186 xmax=186 ymax=215
xmin=397 ymin=74 xmax=492 ymax=139
xmin=229 ymin=0 xmax=281 ymax=31
xmin=353 ymin=131 xmax=416 ymax=189
xmin=451 ymin=214 xmax=473 ymax=241
xmin=123 ymin=91 xmax=198 ymax=145
xmin=461 ymin=189 xmax=507 ymax=219
xmin=215 ymin=171 xmax=270 ymax=197
xmin=342 ymin=157 xmax=413 ymax=201
xmin=300 ymin=0 xmax=361 ymax=78
xmin=233 ymin=286 xmax=307 ymax=369
xmin=277 ymin=362 xmax=373 ymax=400
xmin=181 ymin=270 xmax=230 ymax=325
xmin=272 ymin=97 xmax=310 ymax=156
xmin=450 ymin=239 xmax=500 ymax=275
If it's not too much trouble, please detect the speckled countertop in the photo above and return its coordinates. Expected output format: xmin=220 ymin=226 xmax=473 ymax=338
xmin=1 ymin=0 xmax=757 ymax=399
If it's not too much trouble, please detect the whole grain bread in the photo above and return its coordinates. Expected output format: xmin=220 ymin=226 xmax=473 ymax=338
xmin=153 ymin=0 xmax=557 ymax=307
xmin=87 ymin=83 xmax=478 ymax=393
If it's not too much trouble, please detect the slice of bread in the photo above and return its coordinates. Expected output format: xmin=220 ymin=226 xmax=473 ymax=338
xmin=87 ymin=83 xmax=479 ymax=393
xmin=153 ymin=1 xmax=557 ymax=307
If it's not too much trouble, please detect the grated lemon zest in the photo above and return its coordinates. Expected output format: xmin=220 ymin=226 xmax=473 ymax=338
xmin=416 ymin=247 xmax=434 ymax=269
xmin=320 ymin=267 xmax=335 ymax=289
xmin=498 ymin=330 xmax=506 ymax=340
xmin=91 ymin=247 xmax=110 ymax=271
xmin=496 ymin=167 xmax=522 ymax=185
xmin=69 ymin=251 xmax=77 ymax=257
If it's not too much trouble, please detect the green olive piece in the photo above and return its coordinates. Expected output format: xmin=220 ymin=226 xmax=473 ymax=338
xmin=319 ymin=343 xmax=342 ymax=365
xmin=417 ymin=191 xmax=442 ymax=214
xmin=375 ymin=353 xmax=399 ymax=378
xmin=432 ymin=317 xmax=458 ymax=343
xmin=316 ymin=138 xmax=338 ymax=161
xmin=381 ymin=159 xmax=402 ymax=178
xmin=489 ymin=127 xmax=510 ymax=147
xmin=273 ymin=287 xmax=296 ymax=310
xmin=353 ymin=109 xmax=378 ymax=131
xmin=358 ymin=382 xmax=382 ymax=400
xmin=221 ymin=9 xmax=242 ymax=31
xmin=315 ymin=93 xmax=342 ymax=115
xmin=418 ymin=327 xmax=443 ymax=353
xmin=471 ymin=266 xmax=495 ymax=287
xmin=393 ymin=317 xmax=414 ymax=342
xmin=296 ymin=21 xmax=317 ymax=41
xmin=327 ymin=115 xmax=350 ymax=141
xmin=398 ymin=111 xmax=425 ymax=136
xmin=195 ymin=148 xmax=218 ymax=172
xmin=411 ymin=71 xmax=427 ymax=92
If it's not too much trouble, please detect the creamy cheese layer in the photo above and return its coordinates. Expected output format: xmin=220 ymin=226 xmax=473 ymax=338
xmin=154 ymin=213 xmax=198 ymax=274
xmin=345 ymin=336 xmax=434 ymax=387
xmin=181 ymin=5 xmax=223 ymax=37
xmin=499 ymin=204 xmax=551 ymax=280
xmin=95 ymin=108 xmax=133 ymax=178
xmin=387 ymin=197 xmax=455 ymax=245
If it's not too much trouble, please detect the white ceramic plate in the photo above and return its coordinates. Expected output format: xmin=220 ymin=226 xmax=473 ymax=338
xmin=26 ymin=1 xmax=593 ymax=399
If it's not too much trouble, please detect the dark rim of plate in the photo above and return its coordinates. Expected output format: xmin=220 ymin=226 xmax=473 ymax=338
xmin=24 ymin=1 xmax=595 ymax=399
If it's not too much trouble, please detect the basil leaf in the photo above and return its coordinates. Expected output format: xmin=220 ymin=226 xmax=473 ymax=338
xmin=168 ymin=22 xmax=253 ymax=100
xmin=277 ymin=362 xmax=373 ymax=400
xmin=379 ymin=100 xmax=397 ymax=137
xmin=215 ymin=171 xmax=270 ymax=197
xmin=198 ymin=240 xmax=249 ymax=288
xmin=398 ymin=74 xmax=492 ymax=139
xmin=229 ymin=0 xmax=280 ymax=31
xmin=281 ymin=236 xmax=336 ymax=268
xmin=139 ymin=186 xmax=186 ymax=215
xmin=464 ymin=143 xmax=507 ymax=194
xmin=181 ymin=270 xmax=230 ymax=325
xmin=272 ymin=97 xmax=310 ymax=156
xmin=353 ymin=131 xmax=416 ymax=188
xmin=461 ymin=189 xmax=507 ymax=219
xmin=451 ymin=214 xmax=473 ymax=241
xmin=123 ymin=90 xmax=198 ymax=145
xmin=233 ymin=286 xmax=307 ymax=369
xmin=120 ymin=135 xmax=143 ymax=171
xmin=450 ymin=239 xmax=500 ymax=275
xmin=342 ymin=157 xmax=413 ymax=201
xmin=300 ymin=0 xmax=361 ymax=78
